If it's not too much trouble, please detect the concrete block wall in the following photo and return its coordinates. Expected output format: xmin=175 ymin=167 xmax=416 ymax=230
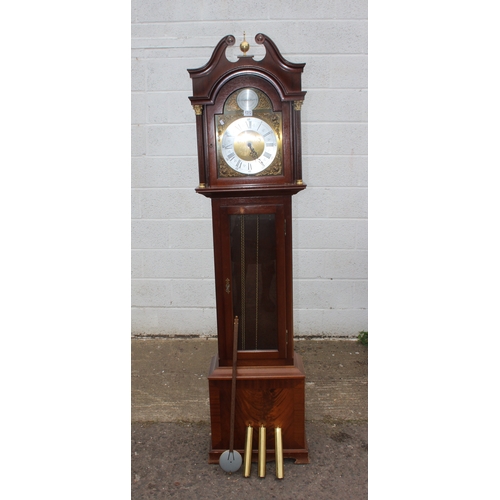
xmin=131 ymin=1 xmax=368 ymax=337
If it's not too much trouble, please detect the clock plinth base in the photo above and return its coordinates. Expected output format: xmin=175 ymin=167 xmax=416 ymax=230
xmin=207 ymin=352 xmax=309 ymax=465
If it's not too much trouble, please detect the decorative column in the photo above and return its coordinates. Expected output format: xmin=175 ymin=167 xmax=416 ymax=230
xmin=293 ymin=100 xmax=304 ymax=185
xmin=193 ymin=104 xmax=206 ymax=188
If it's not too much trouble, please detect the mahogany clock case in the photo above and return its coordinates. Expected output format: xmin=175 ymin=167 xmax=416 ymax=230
xmin=188 ymin=33 xmax=309 ymax=464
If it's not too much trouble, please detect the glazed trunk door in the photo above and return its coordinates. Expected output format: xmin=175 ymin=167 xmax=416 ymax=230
xmin=220 ymin=204 xmax=287 ymax=364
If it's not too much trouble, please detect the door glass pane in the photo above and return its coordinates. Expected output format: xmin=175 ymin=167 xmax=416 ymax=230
xmin=230 ymin=214 xmax=278 ymax=350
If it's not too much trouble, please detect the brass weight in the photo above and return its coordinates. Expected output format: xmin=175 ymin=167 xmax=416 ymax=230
xmin=258 ymin=426 xmax=266 ymax=478
xmin=275 ymin=427 xmax=284 ymax=479
xmin=244 ymin=426 xmax=253 ymax=477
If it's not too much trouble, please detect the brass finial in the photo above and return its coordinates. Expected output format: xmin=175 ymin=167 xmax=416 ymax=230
xmin=240 ymin=32 xmax=250 ymax=55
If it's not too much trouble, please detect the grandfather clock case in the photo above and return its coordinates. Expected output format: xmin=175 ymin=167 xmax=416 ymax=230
xmin=188 ymin=33 xmax=309 ymax=464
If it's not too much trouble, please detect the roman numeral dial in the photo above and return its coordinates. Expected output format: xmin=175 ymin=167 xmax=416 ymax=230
xmin=220 ymin=117 xmax=278 ymax=175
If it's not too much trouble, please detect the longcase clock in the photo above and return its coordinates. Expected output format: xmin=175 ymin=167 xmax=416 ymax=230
xmin=188 ymin=33 xmax=309 ymax=465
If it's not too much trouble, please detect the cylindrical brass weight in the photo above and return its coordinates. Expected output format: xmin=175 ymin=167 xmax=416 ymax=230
xmin=275 ymin=427 xmax=284 ymax=479
xmin=258 ymin=426 xmax=266 ymax=478
xmin=244 ymin=426 xmax=253 ymax=478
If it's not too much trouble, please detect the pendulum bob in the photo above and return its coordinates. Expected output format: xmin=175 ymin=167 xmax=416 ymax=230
xmin=275 ymin=427 xmax=284 ymax=479
xmin=243 ymin=426 xmax=253 ymax=477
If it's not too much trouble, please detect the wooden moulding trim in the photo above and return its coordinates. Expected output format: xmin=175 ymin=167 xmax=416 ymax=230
xmin=208 ymin=366 xmax=305 ymax=381
xmin=208 ymin=352 xmax=306 ymax=380
xmin=187 ymin=34 xmax=236 ymax=78
xmin=195 ymin=184 xmax=307 ymax=198
xmin=255 ymin=33 xmax=306 ymax=71
xmin=188 ymin=33 xmax=306 ymax=104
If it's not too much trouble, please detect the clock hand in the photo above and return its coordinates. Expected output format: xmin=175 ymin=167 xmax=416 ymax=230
xmin=247 ymin=141 xmax=267 ymax=168
xmin=247 ymin=142 xmax=259 ymax=160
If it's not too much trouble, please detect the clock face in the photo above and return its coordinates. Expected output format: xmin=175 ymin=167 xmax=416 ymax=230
xmin=221 ymin=117 xmax=278 ymax=175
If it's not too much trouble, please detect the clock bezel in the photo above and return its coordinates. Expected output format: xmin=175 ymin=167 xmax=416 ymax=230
xmin=219 ymin=116 xmax=280 ymax=176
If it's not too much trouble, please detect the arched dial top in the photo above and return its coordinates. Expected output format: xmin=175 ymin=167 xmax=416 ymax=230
xmin=216 ymin=87 xmax=283 ymax=178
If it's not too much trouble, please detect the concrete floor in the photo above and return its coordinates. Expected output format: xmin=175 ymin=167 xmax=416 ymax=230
xmin=132 ymin=337 xmax=368 ymax=499
xmin=132 ymin=337 xmax=367 ymax=424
